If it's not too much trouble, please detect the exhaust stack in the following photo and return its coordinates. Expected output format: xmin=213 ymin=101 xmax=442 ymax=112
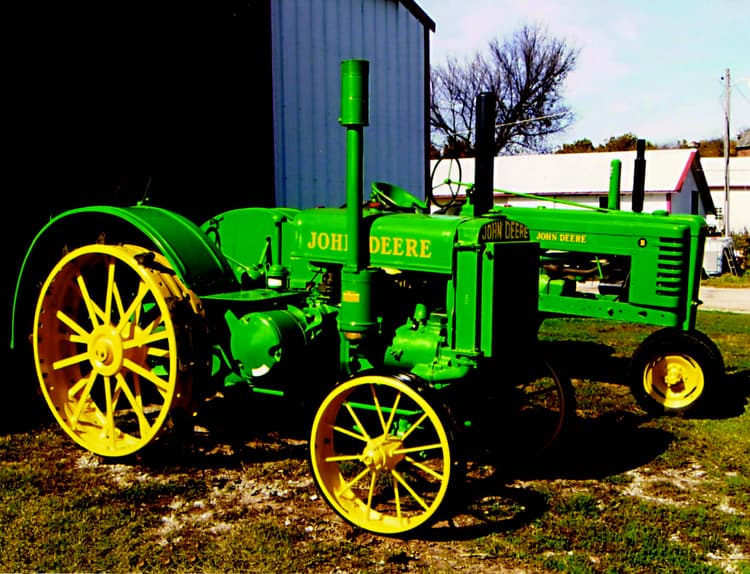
xmin=472 ymin=91 xmax=497 ymax=217
xmin=632 ymin=139 xmax=646 ymax=213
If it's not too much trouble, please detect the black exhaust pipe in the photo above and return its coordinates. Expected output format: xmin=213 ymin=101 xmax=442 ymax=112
xmin=632 ymin=139 xmax=646 ymax=213
xmin=473 ymin=91 xmax=496 ymax=216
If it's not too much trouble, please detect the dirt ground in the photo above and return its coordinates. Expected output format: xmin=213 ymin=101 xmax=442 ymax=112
xmin=69 ymin=390 xmax=746 ymax=574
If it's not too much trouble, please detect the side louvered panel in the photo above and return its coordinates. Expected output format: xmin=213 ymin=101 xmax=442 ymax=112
xmin=655 ymin=236 xmax=688 ymax=297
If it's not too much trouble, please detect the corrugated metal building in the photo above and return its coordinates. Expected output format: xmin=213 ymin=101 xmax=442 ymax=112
xmin=272 ymin=0 xmax=434 ymax=208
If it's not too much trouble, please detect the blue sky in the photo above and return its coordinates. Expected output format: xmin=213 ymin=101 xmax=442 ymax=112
xmin=421 ymin=0 xmax=750 ymax=149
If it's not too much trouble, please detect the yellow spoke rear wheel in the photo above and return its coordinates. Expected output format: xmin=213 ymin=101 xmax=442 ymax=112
xmin=33 ymin=244 xmax=204 ymax=457
xmin=310 ymin=374 xmax=459 ymax=536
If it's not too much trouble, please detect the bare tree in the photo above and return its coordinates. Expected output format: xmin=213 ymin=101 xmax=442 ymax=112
xmin=431 ymin=24 xmax=579 ymax=156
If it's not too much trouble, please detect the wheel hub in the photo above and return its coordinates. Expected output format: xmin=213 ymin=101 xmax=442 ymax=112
xmin=663 ymin=363 xmax=686 ymax=390
xmin=361 ymin=435 xmax=404 ymax=471
xmin=88 ymin=325 xmax=124 ymax=377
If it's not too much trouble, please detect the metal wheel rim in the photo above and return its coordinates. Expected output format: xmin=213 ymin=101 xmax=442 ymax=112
xmin=310 ymin=374 xmax=453 ymax=535
xmin=33 ymin=244 xmax=195 ymax=457
xmin=642 ymin=353 xmax=705 ymax=411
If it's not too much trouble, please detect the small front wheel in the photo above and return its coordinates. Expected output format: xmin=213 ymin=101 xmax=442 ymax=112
xmin=628 ymin=328 xmax=724 ymax=415
xmin=310 ymin=373 xmax=461 ymax=536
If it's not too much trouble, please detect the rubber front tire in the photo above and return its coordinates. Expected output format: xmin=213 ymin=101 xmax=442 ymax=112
xmin=628 ymin=328 xmax=724 ymax=415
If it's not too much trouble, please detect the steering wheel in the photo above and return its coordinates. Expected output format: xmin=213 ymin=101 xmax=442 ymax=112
xmin=429 ymin=156 xmax=463 ymax=209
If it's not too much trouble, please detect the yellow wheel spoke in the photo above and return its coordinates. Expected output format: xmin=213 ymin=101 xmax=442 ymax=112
xmin=68 ymin=372 xmax=96 ymax=401
xmin=103 ymin=375 xmax=116 ymax=449
xmin=344 ymin=402 xmax=370 ymax=440
xmin=111 ymin=278 xmax=127 ymax=319
xmin=117 ymin=281 xmax=150 ymax=332
xmin=134 ymin=316 xmax=163 ymax=339
xmin=366 ymin=471 xmax=376 ymax=514
xmin=324 ymin=454 xmax=363 ymax=463
xmin=330 ymin=423 xmax=368 ymax=442
xmin=114 ymin=373 xmax=151 ymax=438
xmin=370 ymin=384 xmax=388 ymax=434
xmin=399 ymin=412 xmax=428 ymax=441
xmin=393 ymin=442 xmax=444 ymax=455
xmin=70 ymin=374 xmax=97 ymax=425
xmin=124 ymin=327 xmax=169 ymax=350
xmin=76 ymin=274 xmax=104 ymax=327
xmin=146 ymin=347 xmax=169 ymax=358
xmin=384 ymin=391 xmax=402 ymax=436
xmin=123 ymin=358 xmax=171 ymax=397
xmin=104 ymin=259 xmax=116 ymax=322
xmin=404 ymin=455 xmax=444 ymax=481
xmin=55 ymin=309 xmax=90 ymax=338
xmin=340 ymin=467 xmax=372 ymax=495
xmin=392 ymin=475 xmax=402 ymax=519
xmin=52 ymin=350 xmax=89 ymax=371
xmin=392 ymin=469 xmax=430 ymax=511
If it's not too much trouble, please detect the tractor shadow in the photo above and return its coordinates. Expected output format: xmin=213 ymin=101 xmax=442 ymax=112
xmin=129 ymin=389 xmax=315 ymax=472
xmin=417 ymin=341 xmax=750 ymax=541
xmin=416 ymin=408 xmax=673 ymax=542
xmin=539 ymin=339 xmax=750 ymax=419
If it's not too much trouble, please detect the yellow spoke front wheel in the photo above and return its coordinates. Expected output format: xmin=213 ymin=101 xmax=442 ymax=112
xmin=33 ymin=244 xmax=204 ymax=457
xmin=310 ymin=374 xmax=459 ymax=536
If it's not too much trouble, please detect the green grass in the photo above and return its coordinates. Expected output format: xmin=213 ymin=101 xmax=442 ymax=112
xmin=701 ymin=272 xmax=750 ymax=288
xmin=1 ymin=311 xmax=749 ymax=573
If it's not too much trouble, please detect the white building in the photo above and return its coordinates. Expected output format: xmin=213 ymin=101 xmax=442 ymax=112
xmin=700 ymin=156 xmax=750 ymax=235
xmin=430 ymin=149 xmax=716 ymax=219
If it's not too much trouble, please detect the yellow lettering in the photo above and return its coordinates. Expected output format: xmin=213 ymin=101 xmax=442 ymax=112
xmin=420 ymin=239 xmax=432 ymax=258
xmin=381 ymin=236 xmax=392 ymax=255
xmin=504 ymin=220 xmax=528 ymax=240
xmin=331 ymin=233 xmax=346 ymax=251
xmin=536 ymin=231 xmax=558 ymax=241
xmin=405 ymin=238 xmax=418 ymax=257
xmin=547 ymin=232 xmax=589 ymax=244
xmin=308 ymin=231 xmax=435 ymax=258
xmin=370 ymin=236 xmax=380 ymax=254
xmin=480 ymin=220 xmax=504 ymax=242
xmin=306 ymin=231 xmax=318 ymax=249
xmin=392 ymin=236 xmax=404 ymax=256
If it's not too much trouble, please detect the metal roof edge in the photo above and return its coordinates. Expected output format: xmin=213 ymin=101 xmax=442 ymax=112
xmin=399 ymin=0 xmax=435 ymax=31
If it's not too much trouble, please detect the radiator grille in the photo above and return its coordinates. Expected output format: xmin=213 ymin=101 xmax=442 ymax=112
xmin=654 ymin=236 xmax=688 ymax=296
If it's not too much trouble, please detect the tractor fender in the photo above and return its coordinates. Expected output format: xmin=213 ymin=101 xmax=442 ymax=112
xmin=11 ymin=205 xmax=239 ymax=350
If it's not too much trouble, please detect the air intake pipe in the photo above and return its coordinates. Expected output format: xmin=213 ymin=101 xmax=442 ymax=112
xmin=339 ymin=59 xmax=369 ymax=271
xmin=338 ymin=59 xmax=378 ymax=339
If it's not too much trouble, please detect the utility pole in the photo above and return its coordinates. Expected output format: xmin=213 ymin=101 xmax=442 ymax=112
xmin=723 ymin=68 xmax=731 ymax=238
